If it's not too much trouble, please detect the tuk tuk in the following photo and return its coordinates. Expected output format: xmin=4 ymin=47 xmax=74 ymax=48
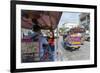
xmin=63 ymin=33 xmax=81 ymax=51
xmin=63 ymin=27 xmax=85 ymax=52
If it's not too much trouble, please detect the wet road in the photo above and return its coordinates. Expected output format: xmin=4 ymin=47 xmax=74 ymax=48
xmin=56 ymin=36 xmax=90 ymax=61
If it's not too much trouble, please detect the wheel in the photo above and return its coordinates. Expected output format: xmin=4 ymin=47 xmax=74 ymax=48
xmin=70 ymin=47 xmax=75 ymax=52
xmin=75 ymin=48 xmax=79 ymax=51
xmin=75 ymin=46 xmax=80 ymax=51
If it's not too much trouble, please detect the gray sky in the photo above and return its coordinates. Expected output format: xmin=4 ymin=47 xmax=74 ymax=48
xmin=58 ymin=12 xmax=80 ymax=27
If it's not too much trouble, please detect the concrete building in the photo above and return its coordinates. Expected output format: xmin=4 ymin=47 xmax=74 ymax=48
xmin=79 ymin=13 xmax=90 ymax=31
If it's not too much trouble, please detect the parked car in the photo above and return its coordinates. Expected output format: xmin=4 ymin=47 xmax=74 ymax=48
xmin=85 ymin=33 xmax=90 ymax=41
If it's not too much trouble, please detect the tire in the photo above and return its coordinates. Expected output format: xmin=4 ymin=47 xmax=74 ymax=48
xmin=75 ymin=46 xmax=80 ymax=50
xmin=70 ymin=47 xmax=75 ymax=52
xmin=75 ymin=48 xmax=79 ymax=51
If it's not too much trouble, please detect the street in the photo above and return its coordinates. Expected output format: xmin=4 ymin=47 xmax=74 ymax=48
xmin=55 ymin=36 xmax=90 ymax=61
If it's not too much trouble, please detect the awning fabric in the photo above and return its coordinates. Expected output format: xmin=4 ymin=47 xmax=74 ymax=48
xmin=21 ymin=10 xmax=62 ymax=30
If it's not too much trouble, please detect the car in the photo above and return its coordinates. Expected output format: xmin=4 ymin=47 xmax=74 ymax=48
xmin=85 ymin=33 xmax=90 ymax=41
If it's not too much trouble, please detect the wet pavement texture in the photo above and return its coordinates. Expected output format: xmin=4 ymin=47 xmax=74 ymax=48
xmin=56 ymin=36 xmax=90 ymax=61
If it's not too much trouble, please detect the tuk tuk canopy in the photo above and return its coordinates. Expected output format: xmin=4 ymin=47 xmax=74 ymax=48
xmin=69 ymin=27 xmax=85 ymax=33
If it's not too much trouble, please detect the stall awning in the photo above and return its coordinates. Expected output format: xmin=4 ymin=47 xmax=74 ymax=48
xmin=21 ymin=10 xmax=62 ymax=30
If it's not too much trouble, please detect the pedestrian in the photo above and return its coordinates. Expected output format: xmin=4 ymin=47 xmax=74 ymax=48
xmin=41 ymin=44 xmax=52 ymax=61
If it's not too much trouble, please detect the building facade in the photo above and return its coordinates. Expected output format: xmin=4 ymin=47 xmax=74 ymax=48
xmin=79 ymin=13 xmax=90 ymax=31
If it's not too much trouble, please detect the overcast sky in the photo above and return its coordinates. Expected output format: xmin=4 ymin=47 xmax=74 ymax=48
xmin=58 ymin=12 xmax=80 ymax=27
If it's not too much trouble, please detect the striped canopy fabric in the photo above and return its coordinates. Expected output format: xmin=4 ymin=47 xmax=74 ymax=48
xmin=21 ymin=10 xmax=62 ymax=30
